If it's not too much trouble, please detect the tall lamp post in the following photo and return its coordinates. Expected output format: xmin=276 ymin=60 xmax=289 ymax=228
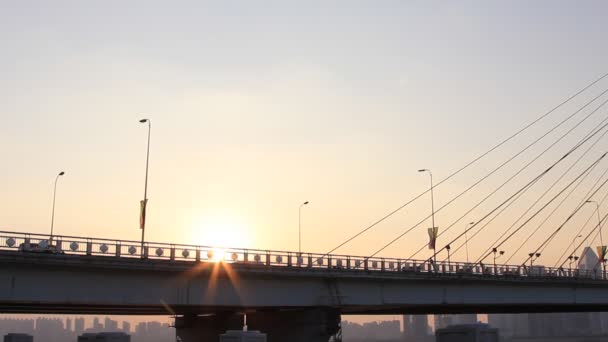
xmin=464 ymin=221 xmax=475 ymax=264
xmin=573 ymin=234 xmax=583 ymax=253
xmin=586 ymin=200 xmax=604 ymax=246
xmin=418 ymin=169 xmax=437 ymax=265
xmin=49 ymin=171 xmax=65 ymax=244
xmin=298 ymin=201 xmax=309 ymax=254
xmin=139 ymin=118 xmax=151 ymax=255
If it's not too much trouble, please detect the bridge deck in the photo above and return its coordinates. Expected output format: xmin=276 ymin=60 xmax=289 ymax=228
xmin=1 ymin=250 xmax=608 ymax=315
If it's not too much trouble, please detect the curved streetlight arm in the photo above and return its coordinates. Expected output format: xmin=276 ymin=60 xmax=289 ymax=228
xmin=50 ymin=171 xmax=65 ymax=243
xmin=298 ymin=201 xmax=309 ymax=254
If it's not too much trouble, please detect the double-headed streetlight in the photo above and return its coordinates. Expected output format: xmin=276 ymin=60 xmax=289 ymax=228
xmin=492 ymin=248 xmax=505 ymax=275
xmin=139 ymin=118 xmax=151 ymax=254
xmin=418 ymin=169 xmax=437 ymax=265
xmin=529 ymin=252 xmax=541 ymax=267
xmin=299 ymin=201 xmax=309 ymax=254
xmin=49 ymin=171 xmax=65 ymax=244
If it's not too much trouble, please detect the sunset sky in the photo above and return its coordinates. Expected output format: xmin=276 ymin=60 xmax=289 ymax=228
xmin=3 ymin=1 xmax=608 ymax=272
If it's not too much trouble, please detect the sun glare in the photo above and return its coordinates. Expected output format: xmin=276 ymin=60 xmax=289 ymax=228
xmin=191 ymin=212 xmax=252 ymax=250
xmin=210 ymin=248 xmax=226 ymax=262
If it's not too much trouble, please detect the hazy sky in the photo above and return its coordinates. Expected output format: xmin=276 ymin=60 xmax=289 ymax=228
xmin=3 ymin=1 xmax=608 ymax=269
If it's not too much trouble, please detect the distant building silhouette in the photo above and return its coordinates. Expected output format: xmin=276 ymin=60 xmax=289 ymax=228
xmin=74 ymin=318 xmax=85 ymax=335
xmin=403 ymin=315 xmax=429 ymax=337
xmin=66 ymin=318 xmax=72 ymax=333
xmin=93 ymin=317 xmax=103 ymax=331
xmin=122 ymin=321 xmax=131 ymax=334
xmin=105 ymin=318 xmax=118 ymax=331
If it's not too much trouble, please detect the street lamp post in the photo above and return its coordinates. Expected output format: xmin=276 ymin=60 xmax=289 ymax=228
xmin=139 ymin=118 xmax=151 ymax=255
xmin=445 ymin=244 xmax=451 ymax=268
xmin=572 ymin=234 xmax=583 ymax=254
xmin=418 ymin=169 xmax=437 ymax=265
xmin=465 ymin=221 xmax=475 ymax=264
xmin=586 ymin=200 xmax=603 ymax=246
xmin=298 ymin=201 xmax=309 ymax=254
xmin=49 ymin=171 xmax=65 ymax=244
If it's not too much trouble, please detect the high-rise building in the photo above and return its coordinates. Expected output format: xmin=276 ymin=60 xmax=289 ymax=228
xmin=403 ymin=315 xmax=429 ymax=337
xmin=104 ymin=318 xmax=118 ymax=331
xmin=78 ymin=332 xmax=130 ymax=342
xmin=74 ymin=318 xmax=85 ymax=334
xmin=3 ymin=334 xmax=33 ymax=342
xmin=93 ymin=317 xmax=103 ymax=330
xmin=122 ymin=321 xmax=131 ymax=333
xmin=66 ymin=318 xmax=73 ymax=333
xmin=35 ymin=317 xmax=64 ymax=342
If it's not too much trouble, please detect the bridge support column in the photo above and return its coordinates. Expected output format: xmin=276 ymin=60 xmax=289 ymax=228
xmin=175 ymin=309 xmax=340 ymax=342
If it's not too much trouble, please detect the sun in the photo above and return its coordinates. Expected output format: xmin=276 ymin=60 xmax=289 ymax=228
xmin=191 ymin=212 xmax=252 ymax=250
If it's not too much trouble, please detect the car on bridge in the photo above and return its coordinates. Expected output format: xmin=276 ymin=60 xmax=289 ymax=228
xmin=18 ymin=241 xmax=63 ymax=254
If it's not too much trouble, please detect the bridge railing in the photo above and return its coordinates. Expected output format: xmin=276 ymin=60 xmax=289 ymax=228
xmin=0 ymin=230 xmax=605 ymax=281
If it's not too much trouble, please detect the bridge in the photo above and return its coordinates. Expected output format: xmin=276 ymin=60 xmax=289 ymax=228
xmin=1 ymin=230 xmax=608 ymax=341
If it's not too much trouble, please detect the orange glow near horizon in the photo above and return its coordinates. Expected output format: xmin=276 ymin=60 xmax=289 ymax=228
xmin=191 ymin=211 xmax=253 ymax=249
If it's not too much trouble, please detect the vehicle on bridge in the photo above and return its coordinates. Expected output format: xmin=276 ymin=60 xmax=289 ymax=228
xmin=18 ymin=241 xmax=63 ymax=254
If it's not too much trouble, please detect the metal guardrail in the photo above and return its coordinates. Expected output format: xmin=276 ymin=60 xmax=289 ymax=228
xmin=0 ymin=230 xmax=605 ymax=281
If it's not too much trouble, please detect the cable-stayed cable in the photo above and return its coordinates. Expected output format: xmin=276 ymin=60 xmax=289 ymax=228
xmin=463 ymin=114 xmax=608 ymax=264
xmin=502 ymin=125 xmax=608 ymax=263
xmin=522 ymin=169 xmax=608 ymax=266
xmin=392 ymin=119 xmax=608 ymax=262
xmin=326 ymin=73 xmax=608 ymax=255
xmin=405 ymin=100 xmax=608 ymax=260
xmin=473 ymin=152 xmax=608 ymax=265
xmin=506 ymin=161 xmax=605 ymax=264
xmin=553 ymin=167 xmax=608 ymax=266
xmin=536 ymin=166 xmax=608 ymax=256
xmin=558 ymin=206 xmax=608 ymax=268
